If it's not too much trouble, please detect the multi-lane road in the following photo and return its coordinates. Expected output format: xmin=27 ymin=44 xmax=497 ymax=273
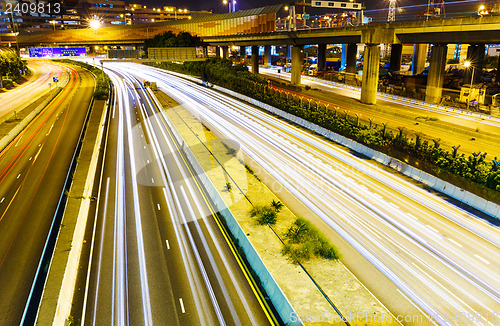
xmin=108 ymin=62 xmax=500 ymax=326
xmin=0 ymin=62 xmax=94 ymax=325
xmin=0 ymin=61 xmax=66 ymax=120
xmin=80 ymin=64 xmax=274 ymax=326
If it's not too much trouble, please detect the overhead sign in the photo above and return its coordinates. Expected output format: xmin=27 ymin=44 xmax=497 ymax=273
xmin=311 ymin=1 xmax=363 ymax=10
xmin=28 ymin=47 xmax=87 ymax=58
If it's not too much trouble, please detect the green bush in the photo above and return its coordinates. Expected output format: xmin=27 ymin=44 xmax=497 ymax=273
xmin=250 ymin=205 xmax=278 ymax=225
xmin=283 ymin=217 xmax=341 ymax=263
xmin=2 ymin=79 xmax=14 ymax=89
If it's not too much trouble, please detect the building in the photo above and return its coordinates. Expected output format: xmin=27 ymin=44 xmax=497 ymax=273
xmin=126 ymin=4 xmax=211 ymax=24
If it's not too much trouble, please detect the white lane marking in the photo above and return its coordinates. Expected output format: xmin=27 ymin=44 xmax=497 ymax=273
xmin=141 ymin=134 xmax=143 ymax=137
xmin=15 ymin=135 xmax=23 ymax=147
xmin=448 ymin=238 xmax=463 ymax=248
xmin=17 ymin=174 xmax=21 ymax=179
xmin=46 ymin=124 xmax=54 ymax=136
xmin=157 ymin=203 xmax=161 ymax=210
xmin=151 ymin=178 xmax=154 ymax=184
xmin=389 ymin=202 xmax=399 ymax=209
xmin=474 ymin=254 xmax=490 ymax=265
xmin=426 ymin=224 xmax=439 ymax=233
xmin=38 ymin=143 xmax=41 ymax=147
xmin=146 ymin=160 xmax=150 ymax=164
xmin=179 ymin=298 xmax=185 ymax=313
xmin=144 ymin=145 xmax=146 ymax=149
xmin=0 ymin=197 xmax=4 ymax=203
xmin=373 ymin=193 xmax=383 ymax=200
xmin=165 ymin=240 xmax=170 ymax=249
xmin=29 ymin=157 xmax=32 ymax=161
xmin=406 ymin=213 xmax=418 ymax=220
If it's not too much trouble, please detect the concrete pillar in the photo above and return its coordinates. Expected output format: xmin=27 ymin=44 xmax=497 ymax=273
xmin=360 ymin=44 xmax=380 ymax=105
xmin=317 ymin=44 xmax=327 ymax=72
xmin=496 ymin=54 xmax=500 ymax=83
xmin=222 ymin=46 xmax=229 ymax=59
xmin=286 ymin=45 xmax=292 ymax=61
xmin=340 ymin=44 xmax=347 ymax=70
xmin=291 ymin=45 xmax=303 ymax=85
xmin=389 ymin=43 xmax=403 ymax=73
xmin=264 ymin=45 xmax=272 ymax=66
xmin=412 ymin=44 xmax=428 ymax=75
xmin=345 ymin=43 xmax=358 ymax=74
xmin=464 ymin=44 xmax=485 ymax=84
xmin=425 ymin=44 xmax=448 ymax=104
xmin=215 ymin=46 xmax=221 ymax=58
xmin=239 ymin=46 xmax=246 ymax=62
xmin=251 ymin=45 xmax=259 ymax=74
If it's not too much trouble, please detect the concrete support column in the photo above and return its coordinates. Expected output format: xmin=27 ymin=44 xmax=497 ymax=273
xmin=286 ymin=45 xmax=292 ymax=61
xmin=340 ymin=44 xmax=347 ymax=70
xmin=360 ymin=44 xmax=380 ymax=105
xmin=389 ymin=43 xmax=403 ymax=73
xmin=345 ymin=43 xmax=358 ymax=74
xmin=412 ymin=44 xmax=428 ymax=75
xmin=222 ymin=46 xmax=229 ymax=59
xmin=317 ymin=44 xmax=327 ymax=72
xmin=264 ymin=45 xmax=272 ymax=66
xmin=291 ymin=45 xmax=304 ymax=85
xmin=251 ymin=45 xmax=259 ymax=74
xmin=240 ymin=46 xmax=246 ymax=62
xmin=464 ymin=44 xmax=485 ymax=84
xmin=496 ymin=54 xmax=500 ymax=83
xmin=425 ymin=44 xmax=448 ymax=104
xmin=214 ymin=46 xmax=221 ymax=58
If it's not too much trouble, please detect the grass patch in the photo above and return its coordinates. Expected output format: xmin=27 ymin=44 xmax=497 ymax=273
xmin=283 ymin=217 xmax=341 ymax=264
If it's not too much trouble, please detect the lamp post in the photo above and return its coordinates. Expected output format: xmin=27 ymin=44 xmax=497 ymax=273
xmin=464 ymin=60 xmax=475 ymax=111
xmin=223 ymin=0 xmax=231 ymax=13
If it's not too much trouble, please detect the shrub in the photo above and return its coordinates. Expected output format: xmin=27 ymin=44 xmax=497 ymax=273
xmin=283 ymin=217 xmax=341 ymax=263
xmin=270 ymin=199 xmax=284 ymax=212
xmin=250 ymin=205 xmax=278 ymax=225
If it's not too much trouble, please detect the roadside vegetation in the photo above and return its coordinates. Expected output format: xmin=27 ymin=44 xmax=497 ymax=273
xmin=283 ymin=217 xmax=342 ymax=263
xmin=0 ymin=51 xmax=29 ymax=89
xmin=55 ymin=59 xmax=110 ymax=100
xmin=249 ymin=200 xmax=341 ymax=263
xmin=144 ymin=31 xmax=202 ymax=53
xmin=148 ymin=57 xmax=500 ymax=200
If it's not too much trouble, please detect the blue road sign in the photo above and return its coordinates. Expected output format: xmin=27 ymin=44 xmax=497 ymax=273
xmin=53 ymin=77 xmax=59 ymax=83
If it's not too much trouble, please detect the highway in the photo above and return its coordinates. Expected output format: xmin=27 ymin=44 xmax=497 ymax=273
xmin=0 ymin=60 xmax=67 ymax=120
xmin=80 ymin=63 xmax=273 ymax=326
xmin=115 ymin=62 xmax=500 ymax=326
xmin=0 ymin=63 xmax=94 ymax=324
xmin=258 ymin=67 xmax=500 ymax=159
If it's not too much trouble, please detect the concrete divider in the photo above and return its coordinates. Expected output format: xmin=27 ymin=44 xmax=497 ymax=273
xmin=147 ymin=88 xmax=301 ymax=326
xmin=0 ymin=88 xmax=62 ymax=153
xmin=160 ymin=71 xmax=500 ymax=220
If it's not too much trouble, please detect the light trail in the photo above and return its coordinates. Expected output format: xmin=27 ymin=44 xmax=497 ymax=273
xmin=117 ymin=62 xmax=500 ymax=326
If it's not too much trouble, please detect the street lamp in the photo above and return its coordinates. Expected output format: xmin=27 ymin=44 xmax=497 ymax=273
xmin=89 ymin=19 xmax=101 ymax=29
xmin=51 ymin=20 xmax=56 ymax=31
xmin=464 ymin=60 xmax=475 ymax=111
xmin=223 ymin=0 xmax=231 ymax=13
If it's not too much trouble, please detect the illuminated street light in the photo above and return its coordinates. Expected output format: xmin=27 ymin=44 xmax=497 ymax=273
xmin=464 ymin=60 xmax=475 ymax=111
xmin=89 ymin=19 xmax=101 ymax=29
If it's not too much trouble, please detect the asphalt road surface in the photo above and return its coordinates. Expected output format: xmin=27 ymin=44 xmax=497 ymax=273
xmin=80 ymin=64 xmax=274 ymax=326
xmin=0 ymin=63 xmax=94 ymax=325
xmin=113 ymin=62 xmax=500 ymax=326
